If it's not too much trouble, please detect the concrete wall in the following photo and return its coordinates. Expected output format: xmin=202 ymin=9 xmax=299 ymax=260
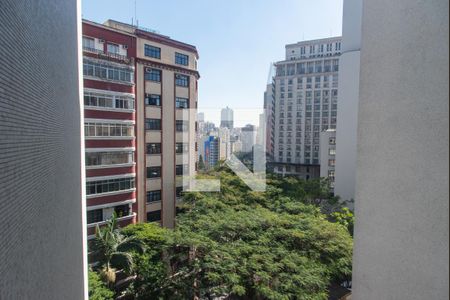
xmin=352 ymin=0 xmax=449 ymax=298
xmin=334 ymin=0 xmax=362 ymax=204
xmin=0 ymin=0 xmax=86 ymax=299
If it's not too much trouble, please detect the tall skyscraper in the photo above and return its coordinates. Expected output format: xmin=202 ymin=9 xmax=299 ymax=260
xmin=0 ymin=0 xmax=86 ymax=298
xmin=264 ymin=64 xmax=276 ymax=160
xmin=241 ymin=124 xmax=257 ymax=153
xmin=220 ymin=106 xmax=234 ymax=129
xmin=203 ymin=136 xmax=220 ymax=169
xmin=270 ymin=37 xmax=342 ymax=179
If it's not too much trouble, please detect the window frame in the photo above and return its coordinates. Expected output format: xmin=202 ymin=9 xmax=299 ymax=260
xmin=144 ymin=44 xmax=161 ymax=59
xmin=147 ymin=167 xmax=162 ymax=179
xmin=175 ymin=52 xmax=189 ymax=66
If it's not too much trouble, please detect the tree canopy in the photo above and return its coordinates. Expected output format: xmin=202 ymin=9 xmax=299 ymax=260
xmin=121 ymin=166 xmax=353 ymax=300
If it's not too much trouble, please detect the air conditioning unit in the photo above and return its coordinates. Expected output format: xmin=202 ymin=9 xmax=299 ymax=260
xmin=122 ymin=44 xmax=128 ymax=49
xmin=98 ymin=39 xmax=105 ymax=43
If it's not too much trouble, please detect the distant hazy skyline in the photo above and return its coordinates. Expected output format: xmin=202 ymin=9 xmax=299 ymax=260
xmin=82 ymin=0 xmax=343 ymax=126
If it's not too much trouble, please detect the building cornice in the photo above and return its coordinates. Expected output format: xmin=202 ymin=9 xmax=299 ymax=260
xmin=136 ymin=58 xmax=200 ymax=79
xmin=135 ymin=29 xmax=199 ymax=59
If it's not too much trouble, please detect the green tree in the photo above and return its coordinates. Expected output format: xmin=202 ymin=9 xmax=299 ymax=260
xmin=198 ymin=154 xmax=205 ymax=170
xmin=90 ymin=213 xmax=145 ymax=286
xmin=330 ymin=207 xmax=354 ymax=236
xmin=125 ymin=166 xmax=353 ymax=299
xmin=121 ymin=223 xmax=171 ymax=299
xmin=88 ymin=270 xmax=114 ymax=300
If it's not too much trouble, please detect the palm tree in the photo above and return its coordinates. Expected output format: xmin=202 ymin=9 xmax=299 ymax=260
xmin=90 ymin=213 xmax=145 ymax=286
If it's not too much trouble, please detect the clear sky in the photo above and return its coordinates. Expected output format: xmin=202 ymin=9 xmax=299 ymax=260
xmin=82 ymin=0 xmax=343 ymax=126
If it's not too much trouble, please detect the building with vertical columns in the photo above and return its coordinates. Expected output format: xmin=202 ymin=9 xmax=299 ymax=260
xmin=82 ymin=20 xmax=137 ymax=238
xmin=270 ymin=38 xmax=341 ymax=179
xmin=103 ymin=20 xmax=199 ymax=229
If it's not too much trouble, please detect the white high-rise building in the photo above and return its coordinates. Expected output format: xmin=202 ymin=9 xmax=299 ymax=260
xmin=241 ymin=124 xmax=257 ymax=153
xmin=271 ymin=37 xmax=342 ymax=178
xmin=220 ymin=106 xmax=234 ymax=129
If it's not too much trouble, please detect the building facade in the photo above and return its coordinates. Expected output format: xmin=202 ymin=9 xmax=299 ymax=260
xmin=271 ymin=37 xmax=341 ymax=177
xmin=220 ymin=106 xmax=234 ymax=129
xmin=352 ymin=0 xmax=449 ymax=298
xmin=203 ymin=136 xmax=220 ymax=169
xmin=82 ymin=19 xmax=199 ymax=231
xmin=334 ymin=0 xmax=362 ymax=203
xmin=241 ymin=124 xmax=257 ymax=153
xmin=319 ymin=129 xmax=336 ymax=190
xmin=82 ymin=20 xmax=137 ymax=238
xmin=0 ymin=0 xmax=86 ymax=298
xmin=130 ymin=21 xmax=199 ymax=229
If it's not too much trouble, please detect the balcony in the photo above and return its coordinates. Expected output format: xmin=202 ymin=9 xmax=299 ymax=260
xmin=83 ymin=46 xmax=132 ymax=64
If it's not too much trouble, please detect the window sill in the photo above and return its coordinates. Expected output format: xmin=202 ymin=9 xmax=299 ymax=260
xmin=84 ymin=106 xmax=135 ymax=113
xmin=87 ymin=212 xmax=136 ymax=228
xmin=86 ymin=162 xmax=136 ymax=170
xmin=86 ymin=188 xmax=136 ymax=199
xmin=85 ymin=136 xmax=135 ymax=140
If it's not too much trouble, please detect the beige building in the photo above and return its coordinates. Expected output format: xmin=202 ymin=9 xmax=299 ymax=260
xmin=319 ymin=129 xmax=336 ymax=190
xmin=105 ymin=20 xmax=199 ymax=228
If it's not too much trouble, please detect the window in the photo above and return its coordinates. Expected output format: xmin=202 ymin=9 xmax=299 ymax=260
xmin=176 ymin=120 xmax=189 ymax=132
xmin=145 ymin=68 xmax=161 ymax=82
xmin=147 ymin=190 xmax=161 ymax=203
xmin=86 ymin=177 xmax=135 ymax=195
xmin=85 ymin=151 xmax=134 ymax=166
xmin=175 ymin=143 xmax=188 ymax=154
xmin=83 ymin=58 xmax=133 ymax=83
xmin=176 ymin=164 xmax=188 ymax=176
xmin=147 ymin=210 xmax=161 ymax=222
xmin=84 ymin=91 xmax=134 ymax=110
xmin=145 ymin=94 xmax=161 ymax=106
xmin=146 ymin=143 xmax=161 ymax=154
xmin=328 ymin=159 xmax=336 ymax=166
xmin=329 ymin=148 xmax=336 ymax=155
xmin=176 ymin=186 xmax=183 ymax=198
xmin=144 ymin=44 xmax=161 ymax=59
xmin=114 ymin=204 xmax=130 ymax=218
xmin=84 ymin=122 xmax=134 ymax=137
xmin=87 ymin=209 xmax=103 ymax=224
xmin=147 ymin=167 xmax=161 ymax=178
xmin=175 ymin=74 xmax=189 ymax=87
xmin=175 ymin=97 xmax=189 ymax=109
xmin=175 ymin=52 xmax=189 ymax=66
xmin=82 ymin=36 xmax=95 ymax=50
xmin=145 ymin=118 xmax=161 ymax=130
xmin=107 ymin=43 xmax=120 ymax=54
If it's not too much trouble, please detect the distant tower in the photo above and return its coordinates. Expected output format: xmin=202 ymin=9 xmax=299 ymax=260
xmin=220 ymin=106 xmax=234 ymax=129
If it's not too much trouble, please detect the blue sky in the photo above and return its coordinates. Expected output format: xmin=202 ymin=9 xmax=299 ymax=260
xmin=82 ymin=0 xmax=343 ymax=126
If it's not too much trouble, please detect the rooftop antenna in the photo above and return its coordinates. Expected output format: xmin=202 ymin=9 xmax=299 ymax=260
xmin=134 ymin=0 xmax=138 ymax=27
